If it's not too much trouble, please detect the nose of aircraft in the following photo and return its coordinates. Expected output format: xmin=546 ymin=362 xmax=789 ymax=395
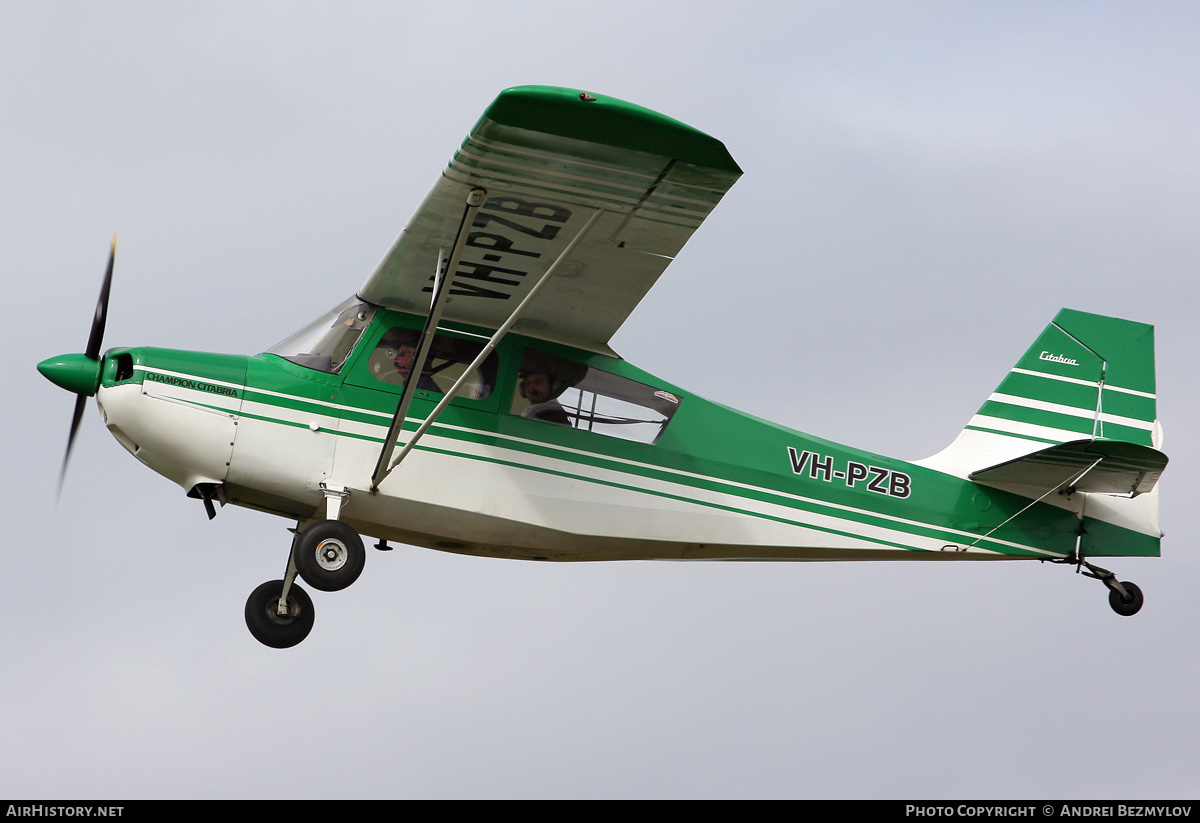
xmin=38 ymin=350 xmax=106 ymax=495
xmin=37 ymin=353 xmax=103 ymax=396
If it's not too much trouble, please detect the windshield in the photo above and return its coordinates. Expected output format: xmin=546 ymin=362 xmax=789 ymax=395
xmin=267 ymin=297 xmax=378 ymax=373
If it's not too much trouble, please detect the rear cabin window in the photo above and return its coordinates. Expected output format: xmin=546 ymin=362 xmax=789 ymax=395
xmin=511 ymin=348 xmax=680 ymax=445
xmin=366 ymin=326 xmax=498 ymax=400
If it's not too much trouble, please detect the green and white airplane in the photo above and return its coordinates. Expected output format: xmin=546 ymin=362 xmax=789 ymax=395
xmin=38 ymin=86 xmax=1167 ymax=648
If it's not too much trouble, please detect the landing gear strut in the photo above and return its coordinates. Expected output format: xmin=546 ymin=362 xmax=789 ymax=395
xmin=244 ymin=495 xmax=369 ymax=647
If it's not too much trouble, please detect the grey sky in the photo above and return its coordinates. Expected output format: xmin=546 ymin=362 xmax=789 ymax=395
xmin=3 ymin=1 xmax=1198 ymax=798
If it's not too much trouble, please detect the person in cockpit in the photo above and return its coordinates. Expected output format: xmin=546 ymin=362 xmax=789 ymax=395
xmin=376 ymin=328 xmax=440 ymax=392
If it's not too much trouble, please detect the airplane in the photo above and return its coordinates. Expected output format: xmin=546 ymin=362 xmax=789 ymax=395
xmin=38 ymin=85 xmax=1167 ymax=648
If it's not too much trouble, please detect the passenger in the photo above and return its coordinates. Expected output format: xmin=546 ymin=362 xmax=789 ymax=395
xmin=519 ymin=365 xmax=571 ymax=426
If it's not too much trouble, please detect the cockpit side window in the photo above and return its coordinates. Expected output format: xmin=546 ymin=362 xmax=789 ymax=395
xmin=511 ymin=348 xmax=681 ymax=445
xmin=267 ymin=297 xmax=377 ymax=374
xmin=366 ymin=325 xmax=498 ymax=400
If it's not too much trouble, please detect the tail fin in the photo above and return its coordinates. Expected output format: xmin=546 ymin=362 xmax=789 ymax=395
xmin=917 ymin=308 xmax=1161 ymax=482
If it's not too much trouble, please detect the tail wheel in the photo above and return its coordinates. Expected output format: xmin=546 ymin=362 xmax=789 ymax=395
xmin=1108 ymin=581 xmax=1144 ymax=617
xmin=1077 ymin=561 xmax=1145 ymax=618
xmin=293 ymin=520 xmax=366 ymax=592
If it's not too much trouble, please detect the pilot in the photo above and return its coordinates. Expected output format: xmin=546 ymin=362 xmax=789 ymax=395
xmin=518 ymin=365 xmax=571 ymax=426
xmin=377 ymin=328 xmax=440 ymax=392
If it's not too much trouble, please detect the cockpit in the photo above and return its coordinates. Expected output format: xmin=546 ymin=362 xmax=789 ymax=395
xmin=267 ymin=297 xmax=681 ymax=445
xmin=267 ymin=297 xmax=499 ymax=399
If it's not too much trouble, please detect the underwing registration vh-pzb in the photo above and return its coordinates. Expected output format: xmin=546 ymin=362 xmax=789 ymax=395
xmin=38 ymin=86 xmax=1167 ymax=647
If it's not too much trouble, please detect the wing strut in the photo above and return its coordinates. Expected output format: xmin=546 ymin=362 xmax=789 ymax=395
xmin=369 ymin=188 xmax=487 ymax=490
xmin=369 ymin=206 xmax=606 ymax=492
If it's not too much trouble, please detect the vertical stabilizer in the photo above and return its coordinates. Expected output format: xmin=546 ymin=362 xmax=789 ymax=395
xmin=916 ymin=308 xmax=1159 ymax=479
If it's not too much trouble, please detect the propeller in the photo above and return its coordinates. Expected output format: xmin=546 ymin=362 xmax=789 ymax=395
xmin=37 ymin=237 xmax=115 ymax=497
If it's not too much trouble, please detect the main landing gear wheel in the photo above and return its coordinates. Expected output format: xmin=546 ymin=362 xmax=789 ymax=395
xmin=245 ymin=580 xmax=315 ymax=648
xmin=293 ymin=520 xmax=366 ymax=592
xmin=1108 ymin=581 xmax=1144 ymax=617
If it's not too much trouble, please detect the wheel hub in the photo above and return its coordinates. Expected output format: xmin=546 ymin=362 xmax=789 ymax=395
xmin=315 ymin=539 xmax=347 ymax=571
xmin=269 ymin=596 xmax=299 ymax=623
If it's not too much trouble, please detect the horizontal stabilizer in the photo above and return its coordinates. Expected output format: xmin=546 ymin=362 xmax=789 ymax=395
xmin=969 ymin=439 xmax=1167 ymax=498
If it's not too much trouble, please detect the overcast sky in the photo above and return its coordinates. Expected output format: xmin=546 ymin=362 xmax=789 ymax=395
xmin=3 ymin=1 xmax=1198 ymax=799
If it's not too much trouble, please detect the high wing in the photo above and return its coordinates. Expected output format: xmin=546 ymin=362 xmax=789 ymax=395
xmin=358 ymin=86 xmax=742 ymax=354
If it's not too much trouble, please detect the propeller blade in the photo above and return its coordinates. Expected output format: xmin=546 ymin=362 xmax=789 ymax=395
xmin=56 ymin=238 xmax=115 ymax=498
xmin=85 ymin=237 xmax=114 ymax=361
xmin=58 ymin=394 xmax=89 ymax=500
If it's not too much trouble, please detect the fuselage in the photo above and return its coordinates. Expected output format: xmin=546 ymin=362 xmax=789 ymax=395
xmin=91 ymin=304 xmax=1157 ymax=563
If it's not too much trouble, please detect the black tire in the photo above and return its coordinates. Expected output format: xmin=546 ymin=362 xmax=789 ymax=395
xmin=293 ymin=520 xmax=366 ymax=592
xmin=1109 ymin=581 xmax=1144 ymax=617
xmin=245 ymin=580 xmax=315 ymax=648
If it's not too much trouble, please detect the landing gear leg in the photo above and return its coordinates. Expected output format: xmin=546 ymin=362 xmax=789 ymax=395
xmin=243 ymin=486 xmax=367 ymax=647
xmin=1079 ymin=561 xmax=1144 ymax=617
